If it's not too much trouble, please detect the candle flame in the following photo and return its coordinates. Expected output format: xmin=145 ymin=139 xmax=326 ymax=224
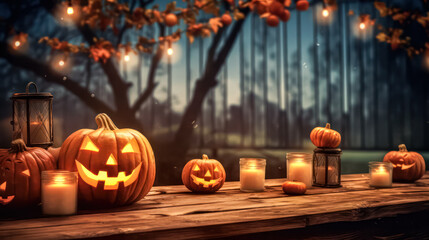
xmin=124 ymin=54 xmax=130 ymax=62
xmin=14 ymin=41 xmax=21 ymax=47
xmin=359 ymin=22 xmax=366 ymax=30
xmin=59 ymin=60 xmax=65 ymax=66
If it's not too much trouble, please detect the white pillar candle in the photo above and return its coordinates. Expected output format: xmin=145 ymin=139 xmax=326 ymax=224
xmin=42 ymin=171 xmax=78 ymax=215
xmin=369 ymin=162 xmax=392 ymax=188
xmin=240 ymin=158 xmax=266 ymax=192
xmin=288 ymin=160 xmax=312 ymax=187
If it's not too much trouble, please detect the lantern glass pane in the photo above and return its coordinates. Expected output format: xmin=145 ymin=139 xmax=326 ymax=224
xmin=13 ymin=99 xmax=27 ymax=140
xmin=28 ymin=99 xmax=51 ymax=145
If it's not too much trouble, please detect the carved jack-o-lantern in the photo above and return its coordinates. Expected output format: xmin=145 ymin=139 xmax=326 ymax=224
xmin=182 ymin=154 xmax=226 ymax=193
xmin=0 ymin=139 xmax=55 ymax=207
xmin=383 ymin=144 xmax=425 ymax=182
xmin=58 ymin=113 xmax=156 ymax=207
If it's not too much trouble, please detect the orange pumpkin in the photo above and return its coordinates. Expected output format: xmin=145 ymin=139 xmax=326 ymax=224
xmin=282 ymin=181 xmax=306 ymax=195
xmin=383 ymin=144 xmax=425 ymax=182
xmin=0 ymin=139 xmax=55 ymax=207
xmin=58 ymin=113 xmax=156 ymax=207
xmin=182 ymin=154 xmax=226 ymax=193
xmin=310 ymin=123 xmax=341 ymax=148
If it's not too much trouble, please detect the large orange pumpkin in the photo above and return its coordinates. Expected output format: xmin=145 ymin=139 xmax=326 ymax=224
xmin=58 ymin=113 xmax=155 ymax=207
xmin=0 ymin=139 xmax=55 ymax=207
xmin=383 ymin=144 xmax=425 ymax=182
xmin=310 ymin=123 xmax=341 ymax=148
xmin=182 ymin=154 xmax=226 ymax=193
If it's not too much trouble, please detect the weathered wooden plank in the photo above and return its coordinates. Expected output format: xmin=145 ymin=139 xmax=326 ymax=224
xmin=1 ymin=174 xmax=429 ymax=240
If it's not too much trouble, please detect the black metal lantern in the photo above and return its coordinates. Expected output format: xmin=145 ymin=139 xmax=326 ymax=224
xmin=10 ymin=82 xmax=53 ymax=148
xmin=312 ymin=148 xmax=342 ymax=188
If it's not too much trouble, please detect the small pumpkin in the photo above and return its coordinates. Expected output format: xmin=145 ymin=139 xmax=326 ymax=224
xmin=182 ymin=154 xmax=226 ymax=193
xmin=282 ymin=181 xmax=307 ymax=195
xmin=383 ymin=144 xmax=425 ymax=182
xmin=58 ymin=113 xmax=156 ymax=207
xmin=310 ymin=123 xmax=341 ymax=148
xmin=0 ymin=139 xmax=55 ymax=207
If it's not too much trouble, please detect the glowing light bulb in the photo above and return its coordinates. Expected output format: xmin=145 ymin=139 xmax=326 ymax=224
xmin=67 ymin=6 xmax=74 ymax=15
xmin=124 ymin=54 xmax=130 ymax=62
xmin=322 ymin=8 xmax=329 ymax=18
xmin=14 ymin=41 xmax=21 ymax=47
xmin=59 ymin=60 xmax=65 ymax=66
xmin=167 ymin=47 xmax=173 ymax=56
xmin=359 ymin=22 xmax=366 ymax=30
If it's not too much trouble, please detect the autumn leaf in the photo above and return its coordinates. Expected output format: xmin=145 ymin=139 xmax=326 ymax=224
xmin=209 ymin=17 xmax=223 ymax=33
xmin=233 ymin=9 xmax=245 ymax=20
xmin=374 ymin=1 xmax=388 ymax=17
xmin=376 ymin=32 xmax=389 ymax=42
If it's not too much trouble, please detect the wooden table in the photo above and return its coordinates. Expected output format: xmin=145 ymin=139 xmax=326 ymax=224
xmin=1 ymin=173 xmax=429 ymax=240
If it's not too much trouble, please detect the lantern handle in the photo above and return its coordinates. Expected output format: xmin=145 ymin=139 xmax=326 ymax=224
xmin=25 ymin=82 xmax=39 ymax=94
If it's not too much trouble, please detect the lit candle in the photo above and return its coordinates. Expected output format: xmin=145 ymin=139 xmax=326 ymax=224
xmin=240 ymin=158 xmax=266 ymax=192
xmin=42 ymin=171 xmax=78 ymax=215
xmin=315 ymin=166 xmax=337 ymax=185
xmin=22 ymin=121 xmax=47 ymax=144
xmin=369 ymin=162 xmax=392 ymax=188
xmin=287 ymin=153 xmax=312 ymax=188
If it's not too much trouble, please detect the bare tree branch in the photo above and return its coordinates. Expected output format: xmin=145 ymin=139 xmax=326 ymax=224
xmin=0 ymin=42 xmax=115 ymax=116
xmin=131 ymin=23 xmax=165 ymax=114
xmin=77 ymin=24 xmax=131 ymax=113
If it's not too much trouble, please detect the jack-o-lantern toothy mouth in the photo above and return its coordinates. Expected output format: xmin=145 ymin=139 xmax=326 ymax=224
xmin=392 ymin=162 xmax=416 ymax=170
xmin=191 ymin=175 xmax=222 ymax=188
xmin=0 ymin=195 xmax=15 ymax=205
xmin=75 ymin=160 xmax=142 ymax=190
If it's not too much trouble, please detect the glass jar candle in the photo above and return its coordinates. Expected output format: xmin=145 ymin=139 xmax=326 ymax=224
xmin=313 ymin=148 xmax=342 ymax=188
xmin=286 ymin=153 xmax=313 ymax=188
xmin=369 ymin=162 xmax=393 ymax=188
xmin=42 ymin=170 xmax=78 ymax=215
xmin=240 ymin=158 xmax=266 ymax=192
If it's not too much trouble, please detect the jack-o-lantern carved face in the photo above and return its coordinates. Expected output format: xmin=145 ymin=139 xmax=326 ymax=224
xmin=58 ymin=113 xmax=156 ymax=207
xmin=0 ymin=139 xmax=55 ymax=207
xmin=383 ymin=144 xmax=425 ymax=182
xmin=182 ymin=155 xmax=226 ymax=193
xmin=75 ymin=136 xmax=142 ymax=190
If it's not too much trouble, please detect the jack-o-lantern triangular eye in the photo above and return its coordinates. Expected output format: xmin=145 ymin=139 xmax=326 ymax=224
xmin=121 ymin=138 xmax=140 ymax=153
xmin=214 ymin=167 xmax=220 ymax=172
xmin=0 ymin=182 xmax=5 ymax=191
xmin=22 ymin=170 xmax=30 ymax=176
xmin=193 ymin=165 xmax=200 ymax=171
xmin=81 ymin=136 xmax=99 ymax=152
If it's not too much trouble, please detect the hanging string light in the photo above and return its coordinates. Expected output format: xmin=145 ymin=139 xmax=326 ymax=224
xmin=322 ymin=7 xmax=329 ymax=18
xmin=124 ymin=54 xmax=130 ymax=62
xmin=67 ymin=0 xmax=74 ymax=15
xmin=14 ymin=40 xmax=21 ymax=48
xmin=167 ymin=41 xmax=173 ymax=56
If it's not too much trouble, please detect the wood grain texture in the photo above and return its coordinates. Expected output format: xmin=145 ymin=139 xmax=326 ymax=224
xmin=1 ymin=173 xmax=429 ymax=240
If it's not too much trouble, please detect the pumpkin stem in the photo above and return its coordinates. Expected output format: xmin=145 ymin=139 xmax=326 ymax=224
xmin=325 ymin=123 xmax=331 ymax=129
xmin=202 ymin=154 xmax=209 ymax=160
xmin=95 ymin=113 xmax=118 ymax=130
xmin=9 ymin=139 xmax=28 ymax=153
xmin=398 ymin=144 xmax=408 ymax=152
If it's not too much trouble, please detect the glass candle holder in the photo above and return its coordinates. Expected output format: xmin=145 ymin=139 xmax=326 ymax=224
xmin=286 ymin=153 xmax=313 ymax=188
xmin=240 ymin=158 xmax=266 ymax=192
xmin=313 ymin=148 xmax=342 ymax=188
xmin=42 ymin=170 xmax=78 ymax=215
xmin=369 ymin=162 xmax=393 ymax=188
